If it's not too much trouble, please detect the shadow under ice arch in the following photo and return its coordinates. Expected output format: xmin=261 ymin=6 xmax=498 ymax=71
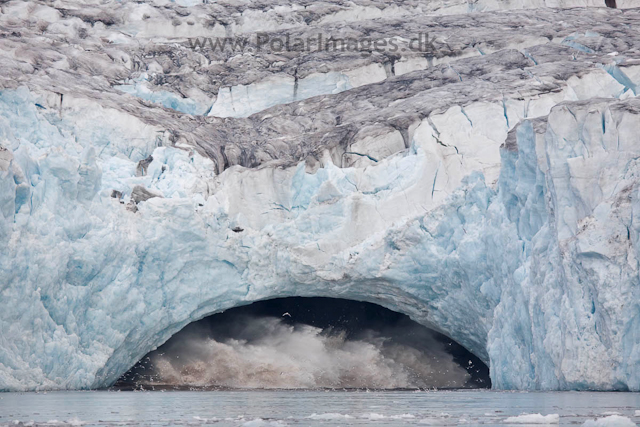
xmin=92 ymin=276 xmax=494 ymax=389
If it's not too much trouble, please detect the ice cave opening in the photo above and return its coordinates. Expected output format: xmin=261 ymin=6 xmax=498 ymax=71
xmin=113 ymin=297 xmax=490 ymax=390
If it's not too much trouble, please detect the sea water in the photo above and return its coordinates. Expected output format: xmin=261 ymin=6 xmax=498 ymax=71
xmin=1 ymin=390 xmax=639 ymax=426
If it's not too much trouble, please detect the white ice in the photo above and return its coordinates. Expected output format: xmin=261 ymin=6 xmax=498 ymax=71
xmin=503 ymin=414 xmax=559 ymax=424
xmin=582 ymin=416 xmax=636 ymax=427
xmin=1 ymin=0 xmax=640 ymax=393
xmin=2 ymin=72 xmax=640 ymax=391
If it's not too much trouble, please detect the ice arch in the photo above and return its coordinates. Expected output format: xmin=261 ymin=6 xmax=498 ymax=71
xmin=94 ymin=283 xmax=493 ymax=389
xmin=1 ymin=88 xmax=503 ymax=391
xmin=2 ymin=91 xmax=640 ymax=392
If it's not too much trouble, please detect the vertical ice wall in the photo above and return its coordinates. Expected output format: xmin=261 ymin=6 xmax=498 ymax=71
xmin=1 ymin=84 xmax=640 ymax=391
xmin=1 ymin=0 xmax=640 ymax=392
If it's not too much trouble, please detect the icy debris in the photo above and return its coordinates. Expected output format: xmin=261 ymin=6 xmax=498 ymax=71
xmin=360 ymin=413 xmax=387 ymax=420
xmin=307 ymin=413 xmax=354 ymax=420
xmin=503 ymin=414 xmax=560 ymax=424
xmin=419 ymin=418 xmax=454 ymax=425
xmin=582 ymin=416 xmax=636 ymax=427
xmin=242 ymin=419 xmax=286 ymax=427
xmin=192 ymin=416 xmax=218 ymax=422
xmin=390 ymin=414 xmax=416 ymax=419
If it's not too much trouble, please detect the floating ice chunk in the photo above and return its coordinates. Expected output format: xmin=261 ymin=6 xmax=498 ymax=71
xmin=307 ymin=413 xmax=354 ymax=420
xmin=242 ymin=419 xmax=287 ymax=427
xmin=419 ymin=418 xmax=453 ymax=425
xmin=361 ymin=413 xmax=386 ymax=420
xmin=390 ymin=414 xmax=416 ymax=419
xmin=582 ymin=416 xmax=636 ymax=427
xmin=504 ymin=414 xmax=559 ymax=424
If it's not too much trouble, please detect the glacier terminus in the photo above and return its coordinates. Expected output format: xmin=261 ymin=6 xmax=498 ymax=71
xmin=1 ymin=0 xmax=640 ymax=393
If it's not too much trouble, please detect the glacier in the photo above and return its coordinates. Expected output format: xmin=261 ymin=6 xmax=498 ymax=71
xmin=1 ymin=0 xmax=640 ymax=391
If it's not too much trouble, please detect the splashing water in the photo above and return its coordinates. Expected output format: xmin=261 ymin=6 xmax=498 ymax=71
xmin=130 ymin=317 xmax=471 ymax=389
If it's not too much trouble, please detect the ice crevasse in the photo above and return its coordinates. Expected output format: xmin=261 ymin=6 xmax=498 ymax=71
xmin=1 ymin=85 xmax=640 ymax=391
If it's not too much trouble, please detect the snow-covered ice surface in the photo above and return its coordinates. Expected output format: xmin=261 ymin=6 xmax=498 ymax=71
xmin=1 ymin=0 xmax=640 ymax=391
xmin=1 ymin=390 xmax=640 ymax=426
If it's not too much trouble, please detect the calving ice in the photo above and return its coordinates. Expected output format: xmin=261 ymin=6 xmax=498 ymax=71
xmin=0 ymin=0 xmax=640 ymax=423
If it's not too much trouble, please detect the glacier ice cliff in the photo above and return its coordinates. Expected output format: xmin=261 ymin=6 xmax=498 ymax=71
xmin=1 ymin=0 xmax=640 ymax=391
